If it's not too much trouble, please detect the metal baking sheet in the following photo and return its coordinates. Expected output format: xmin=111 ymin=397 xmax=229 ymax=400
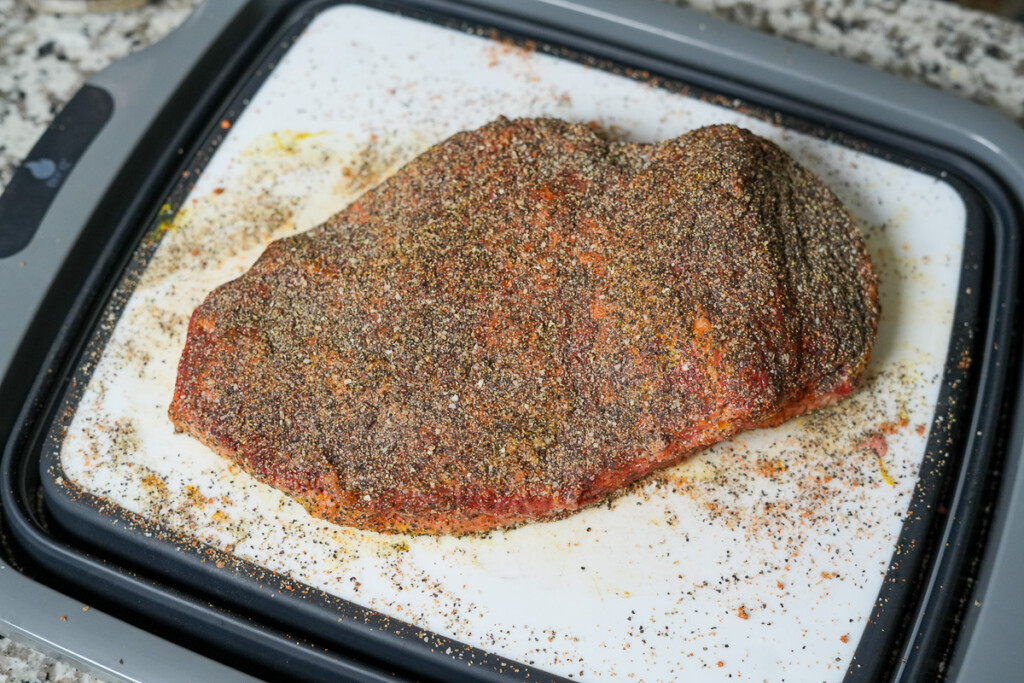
xmin=55 ymin=5 xmax=968 ymax=681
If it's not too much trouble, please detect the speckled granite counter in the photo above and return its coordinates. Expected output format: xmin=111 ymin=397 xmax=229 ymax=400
xmin=0 ymin=0 xmax=1022 ymax=680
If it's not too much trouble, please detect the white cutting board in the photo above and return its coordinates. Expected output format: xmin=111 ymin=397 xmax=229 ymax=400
xmin=60 ymin=6 xmax=967 ymax=681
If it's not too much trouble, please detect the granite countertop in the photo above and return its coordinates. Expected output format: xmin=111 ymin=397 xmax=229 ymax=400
xmin=0 ymin=0 xmax=1021 ymax=680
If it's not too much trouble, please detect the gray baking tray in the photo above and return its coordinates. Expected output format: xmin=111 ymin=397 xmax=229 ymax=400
xmin=2 ymin=1 xmax=1023 ymax=681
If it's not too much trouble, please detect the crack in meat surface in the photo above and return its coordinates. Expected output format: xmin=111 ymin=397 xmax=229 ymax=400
xmin=169 ymin=119 xmax=879 ymax=534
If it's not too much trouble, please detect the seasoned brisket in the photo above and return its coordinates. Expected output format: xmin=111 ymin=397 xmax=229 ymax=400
xmin=169 ymin=119 xmax=878 ymax=534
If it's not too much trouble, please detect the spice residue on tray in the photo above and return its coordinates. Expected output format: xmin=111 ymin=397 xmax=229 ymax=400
xmin=141 ymin=131 xmax=418 ymax=289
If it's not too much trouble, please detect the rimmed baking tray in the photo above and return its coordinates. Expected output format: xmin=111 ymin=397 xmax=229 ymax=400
xmin=1 ymin=0 xmax=1021 ymax=681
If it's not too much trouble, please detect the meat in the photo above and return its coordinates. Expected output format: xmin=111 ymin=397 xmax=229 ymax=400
xmin=169 ymin=119 xmax=878 ymax=535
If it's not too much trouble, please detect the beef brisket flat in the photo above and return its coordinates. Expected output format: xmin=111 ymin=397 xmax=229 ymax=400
xmin=169 ymin=119 xmax=878 ymax=535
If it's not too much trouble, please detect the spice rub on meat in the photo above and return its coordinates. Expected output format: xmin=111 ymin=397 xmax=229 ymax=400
xmin=169 ymin=118 xmax=878 ymax=535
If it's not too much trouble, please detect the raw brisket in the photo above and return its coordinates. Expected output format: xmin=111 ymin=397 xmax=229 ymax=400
xmin=169 ymin=119 xmax=878 ymax=534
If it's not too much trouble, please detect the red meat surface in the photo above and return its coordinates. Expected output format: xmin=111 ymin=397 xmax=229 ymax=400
xmin=169 ymin=119 xmax=878 ymax=534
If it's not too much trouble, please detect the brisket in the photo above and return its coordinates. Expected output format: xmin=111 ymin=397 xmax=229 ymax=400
xmin=169 ymin=119 xmax=879 ymax=534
